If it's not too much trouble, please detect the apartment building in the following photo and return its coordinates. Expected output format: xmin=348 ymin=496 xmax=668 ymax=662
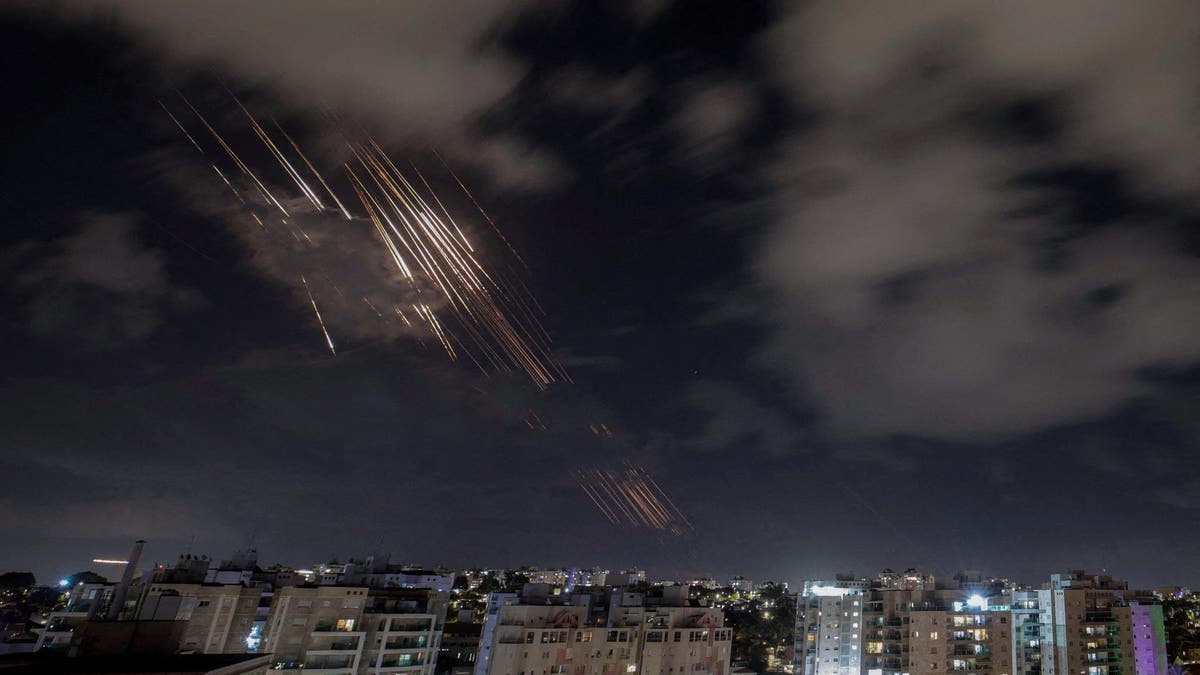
xmin=855 ymin=583 xmax=1012 ymax=675
xmin=1041 ymin=571 xmax=1167 ymax=675
xmin=795 ymin=570 xmax=1167 ymax=675
xmin=475 ymin=584 xmax=732 ymax=675
xmin=34 ymin=582 xmax=116 ymax=651
xmin=795 ymin=583 xmax=864 ymax=675
xmin=262 ymin=585 xmax=447 ymax=674
xmin=138 ymin=582 xmax=270 ymax=654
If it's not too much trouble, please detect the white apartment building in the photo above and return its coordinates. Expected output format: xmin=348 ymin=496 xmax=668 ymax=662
xmin=795 ymin=585 xmax=864 ymax=675
xmin=475 ymin=585 xmax=732 ymax=675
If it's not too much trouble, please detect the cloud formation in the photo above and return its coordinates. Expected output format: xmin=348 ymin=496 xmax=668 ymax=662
xmin=14 ymin=211 xmax=195 ymax=345
xmin=747 ymin=0 xmax=1200 ymax=440
xmin=50 ymin=0 xmax=560 ymax=190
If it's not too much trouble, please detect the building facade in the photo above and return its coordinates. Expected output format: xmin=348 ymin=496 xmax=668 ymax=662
xmin=261 ymin=585 xmax=447 ymax=674
xmin=795 ymin=570 xmax=1167 ymax=675
xmin=475 ymin=585 xmax=732 ymax=675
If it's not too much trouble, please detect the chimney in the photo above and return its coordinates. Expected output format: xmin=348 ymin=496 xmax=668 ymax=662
xmin=106 ymin=539 xmax=146 ymax=620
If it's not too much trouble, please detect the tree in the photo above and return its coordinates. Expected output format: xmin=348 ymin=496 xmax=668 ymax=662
xmin=503 ymin=572 xmax=530 ymax=592
xmin=476 ymin=575 xmax=502 ymax=595
xmin=0 ymin=572 xmax=36 ymax=595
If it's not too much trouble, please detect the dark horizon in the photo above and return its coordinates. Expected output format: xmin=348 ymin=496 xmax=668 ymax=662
xmin=2 ymin=1 xmax=1198 ymax=590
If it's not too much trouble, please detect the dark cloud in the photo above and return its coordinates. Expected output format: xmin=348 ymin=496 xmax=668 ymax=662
xmin=740 ymin=0 xmax=1200 ymax=441
xmin=46 ymin=0 xmax=562 ymax=191
xmin=12 ymin=211 xmax=197 ymax=346
xmin=685 ymin=380 xmax=806 ymax=457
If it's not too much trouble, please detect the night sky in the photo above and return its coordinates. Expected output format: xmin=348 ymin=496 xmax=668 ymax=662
xmin=2 ymin=1 xmax=1198 ymax=589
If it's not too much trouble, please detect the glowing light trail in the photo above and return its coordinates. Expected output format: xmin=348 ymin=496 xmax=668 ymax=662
xmin=159 ymin=91 xmax=567 ymax=388
xmin=300 ymin=274 xmax=336 ymax=356
xmin=574 ymin=466 xmax=693 ymax=535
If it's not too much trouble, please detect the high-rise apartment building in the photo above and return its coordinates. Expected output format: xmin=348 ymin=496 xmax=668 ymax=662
xmin=795 ymin=570 xmax=1167 ymax=675
xmin=1040 ymin=571 xmax=1167 ymax=675
xmin=795 ymin=583 xmax=864 ymax=675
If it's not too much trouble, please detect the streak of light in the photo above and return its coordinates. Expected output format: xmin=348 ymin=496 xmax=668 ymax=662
xmin=300 ymin=274 xmax=336 ymax=356
xmin=210 ymin=164 xmax=245 ymax=203
xmin=158 ymin=100 xmax=205 ymax=155
xmin=589 ymin=422 xmax=614 ymax=438
xmin=162 ymin=90 xmax=568 ymax=387
xmin=434 ymin=149 xmax=526 ymax=268
xmin=362 ymin=297 xmax=385 ymax=319
xmin=228 ymin=90 xmax=325 ymax=211
xmin=174 ymin=91 xmax=290 ymax=217
xmin=522 ymin=410 xmax=548 ymax=431
xmin=91 ymin=559 xmax=129 ymax=565
xmin=271 ymin=117 xmax=353 ymax=220
xmin=393 ymin=305 xmax=413 ymax=327
xmin=573 ymin=466 xmax=693 ymax=535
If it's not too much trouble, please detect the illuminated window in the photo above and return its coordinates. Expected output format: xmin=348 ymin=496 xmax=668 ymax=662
xmin=335 ymin=619 xmax=355 ymax=631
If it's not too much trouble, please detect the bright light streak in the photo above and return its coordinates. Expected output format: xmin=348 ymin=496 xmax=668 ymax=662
xmin=91 ymin=559 xmax=129 ymax=565
xmin=300 ymin=275 xmax=336 ymax=356
xmin=157 ymin=92 xmax=568 ymax=388
xmin=574 ymin=465 xmax=692 ymax=535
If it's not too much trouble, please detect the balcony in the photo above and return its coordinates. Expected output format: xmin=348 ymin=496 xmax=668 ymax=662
xmin=313 ymin=622 xmax=362 ymax=633
xmin=302 ymin=655 xmax=356 ymax=672
xmin=385 ymin=637 xmax=429 ymax=650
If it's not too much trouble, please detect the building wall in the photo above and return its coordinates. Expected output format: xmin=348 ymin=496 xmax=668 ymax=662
xmin=476 ymin=598 xmax=731 ymax=675
xmin=797 ymin=593 xmax=862 ymax=675
xmin=141 ymin=583 xmax=267 ymax=654
xmin=1128 ymin=603 xmax=1167 ymax=675
xmin=262 ymin=585 xmax=444 ymax=675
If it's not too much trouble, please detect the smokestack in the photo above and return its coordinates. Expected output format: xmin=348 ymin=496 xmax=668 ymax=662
xmin=106 ymin=539 xmax=146 ymax=620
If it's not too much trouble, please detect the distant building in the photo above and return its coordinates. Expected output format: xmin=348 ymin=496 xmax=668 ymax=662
xmin=617 ymin=568 xmax=647 ymax=586
xmin=575 ymin=569 xmax=609 ymax=588
xmin=727 ymin=577 xmax=754 ymax=594
xmin=340 ymin=555 xmax=455 ymax=592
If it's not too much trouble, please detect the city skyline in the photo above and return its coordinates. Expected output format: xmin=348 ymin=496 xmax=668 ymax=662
xmin=3 ymin=1 xmax=1199 ymax=590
